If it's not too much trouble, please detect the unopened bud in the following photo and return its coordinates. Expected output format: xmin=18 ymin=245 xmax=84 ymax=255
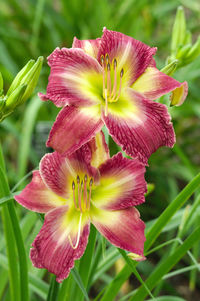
xmin=20 ymin=56 xmax=43 ymax=104
xmin=7 ymin=59 xmax=35 ymax=96
xmin=171 ymin=6 xmax=186 ymax=54
xmin=160 ymin=60 xmax=178 ymax=76
xmin=184 ymin=30 xmax=192 ymax=45
xmin=176 ymin=44 xmax=191 ymax=59
xmin=185 ymin=36 xmax=200 ymax=63
xmin=5 ymin=84 xmax=27 ymax=112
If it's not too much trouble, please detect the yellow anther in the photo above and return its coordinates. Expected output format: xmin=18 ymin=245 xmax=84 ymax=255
xmin=105 ymin=53 xmax=109 ymax=64
xmin=101 ymin=55 xmax=104 ymax=66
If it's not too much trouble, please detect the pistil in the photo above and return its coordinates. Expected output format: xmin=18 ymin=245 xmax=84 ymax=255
xmin=68 ymin=213 xmax=82 ymax=249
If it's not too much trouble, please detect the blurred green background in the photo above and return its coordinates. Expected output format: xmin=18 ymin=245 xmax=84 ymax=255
xmin=0 ymin=0 xmax=200 ymax=300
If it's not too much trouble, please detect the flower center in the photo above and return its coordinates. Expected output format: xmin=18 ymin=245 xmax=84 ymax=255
xmin=101 ymin=53 xmax=124 ymax=116
xmin=72 ymin=174 xmax=93 ymax=213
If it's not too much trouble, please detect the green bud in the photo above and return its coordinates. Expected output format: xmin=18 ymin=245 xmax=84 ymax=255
xmin=7 ymin=59 xmax=35 ymax=96
xmin=171 ymin=6 xmax=186 ymax=55
xmin=19 ymin=56 xmax=43 ymax=104
xmin=176 ymin=44 xmax=191 ymax=59
xmin=185 ymin=36 xmax=200 ymax=63
xmin=5 ymin=84 xmax=27 ymax=112
xmin=184 ymin=30 xmax=192 ymax=45
xmin=145 ymin=183 xmax=155 ymax=196
xmin=160 ymin=60 xmax=178 ymax=76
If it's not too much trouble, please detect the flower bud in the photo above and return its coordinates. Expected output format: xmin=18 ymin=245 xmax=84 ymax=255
xmin=5 ymin=84 xmax=27 ymax=112
xmin=176 ymin=44 xmax=191 ymax=59
xmin=185 ymin=36 xmax=200 ymax=63
xmin=7 ymin=59 xmax=35 ymax=96
xmin=20 ymin=56 xmax=43 ymax=104
xmin=184 ymin=30 xmax=192 ymax=45
xmin=160 ymin=60 xmax=178 ymax=76
xmin=171 ymin=6 xmax=186 ymax=55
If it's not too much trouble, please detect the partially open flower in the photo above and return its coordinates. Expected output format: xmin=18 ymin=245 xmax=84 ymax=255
xmin=15 ymin=133 xmax=146 ymax=282
xmin=40 ymin=28 xmax=187 ymax=165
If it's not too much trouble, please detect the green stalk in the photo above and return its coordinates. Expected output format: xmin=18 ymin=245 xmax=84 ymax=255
xmin=131 ymin=226 xmax=200 ymax=301
xmin=0 ymin=143 xmax=29 ymax=301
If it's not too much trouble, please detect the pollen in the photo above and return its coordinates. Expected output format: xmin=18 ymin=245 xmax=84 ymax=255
xmin=101 ymin=54 xmax=124 ymax=116
xmin=72 ymin=174 xmax=93 ymax=213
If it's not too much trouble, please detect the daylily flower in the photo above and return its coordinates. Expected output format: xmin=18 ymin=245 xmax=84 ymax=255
xmin=15 ymin=133 xmax=147 ymax=282
xmin=40 ymin=28 xmax=188 ymax=165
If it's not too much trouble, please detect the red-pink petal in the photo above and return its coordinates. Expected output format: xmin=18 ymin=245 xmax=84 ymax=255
xmin=39 ymin=152 xmax=70 ymax=198
xmin=39 ymin=47 xmax=102 ymax=107
xmin=92 ymin=153 xmax=146 ymax=210
xmin=15 ymin=171 xmax=67 ymax=213
xmin=47 ymin=105 xmax=103 ymax=156
xmin=30 ymin=206 xmax=90 ymax=282
xmin=92 ymin=207 xmax=145 ymax=256
xmin=103 ymin=89 xmax=175 ymax=165
xmin=132 ymin=67 xmax=188 ymax=100
xmin=72 ymin=37 xmax=101 ymax=58
xmin=97 ymin=28 xmax=157 ymax=86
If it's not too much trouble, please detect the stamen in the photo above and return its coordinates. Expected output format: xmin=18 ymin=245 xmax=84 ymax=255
xmin=111 ymin=58 xmax=117 ymax=100
xmin=87 ymin=178 xmax=93 ymax=210
xmin=116 ymin=68 xmax=124 ymax=101
xmin=68 ymin=213 xmax=82 ymax=249
xmin=107 ymin=63 xmax=111 ymax=96
xmin=105 ymin=54 xmax=109 ymax=64
xmin=78 ymin=180 xmax=83 ymax=212
xmin=101 ymin=56 xmax=105 ymax=98
xmin=84 ymin=175 xmax=87 ymax=209
xmin=100 ymin=55 xmax=104 ymax=66
xmin=72 ymin=181 xmax=78 ymax=210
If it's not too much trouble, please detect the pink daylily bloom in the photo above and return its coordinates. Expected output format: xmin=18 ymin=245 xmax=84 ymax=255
xmin=39 ymin=28 xmax=187 ymax=165
xmin=15 ymin=133 xmax=147 ymax=282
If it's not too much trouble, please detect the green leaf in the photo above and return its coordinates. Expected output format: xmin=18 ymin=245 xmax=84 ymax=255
xmin=71 ymin=267 xmax=90 ymax=301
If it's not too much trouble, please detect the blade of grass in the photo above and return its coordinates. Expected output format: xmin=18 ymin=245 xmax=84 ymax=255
xmin=0 ymin=144 xmax=29 ymax=301
xmin=118 ymin=249 xmax=155 ymax=299
xmin=74 ymin=224 xmax=97 ymax=301
xmin=71 ymin=267 xmax=90 ymax=301
xmin=131 ymin=225 xmax=200 ymax=301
